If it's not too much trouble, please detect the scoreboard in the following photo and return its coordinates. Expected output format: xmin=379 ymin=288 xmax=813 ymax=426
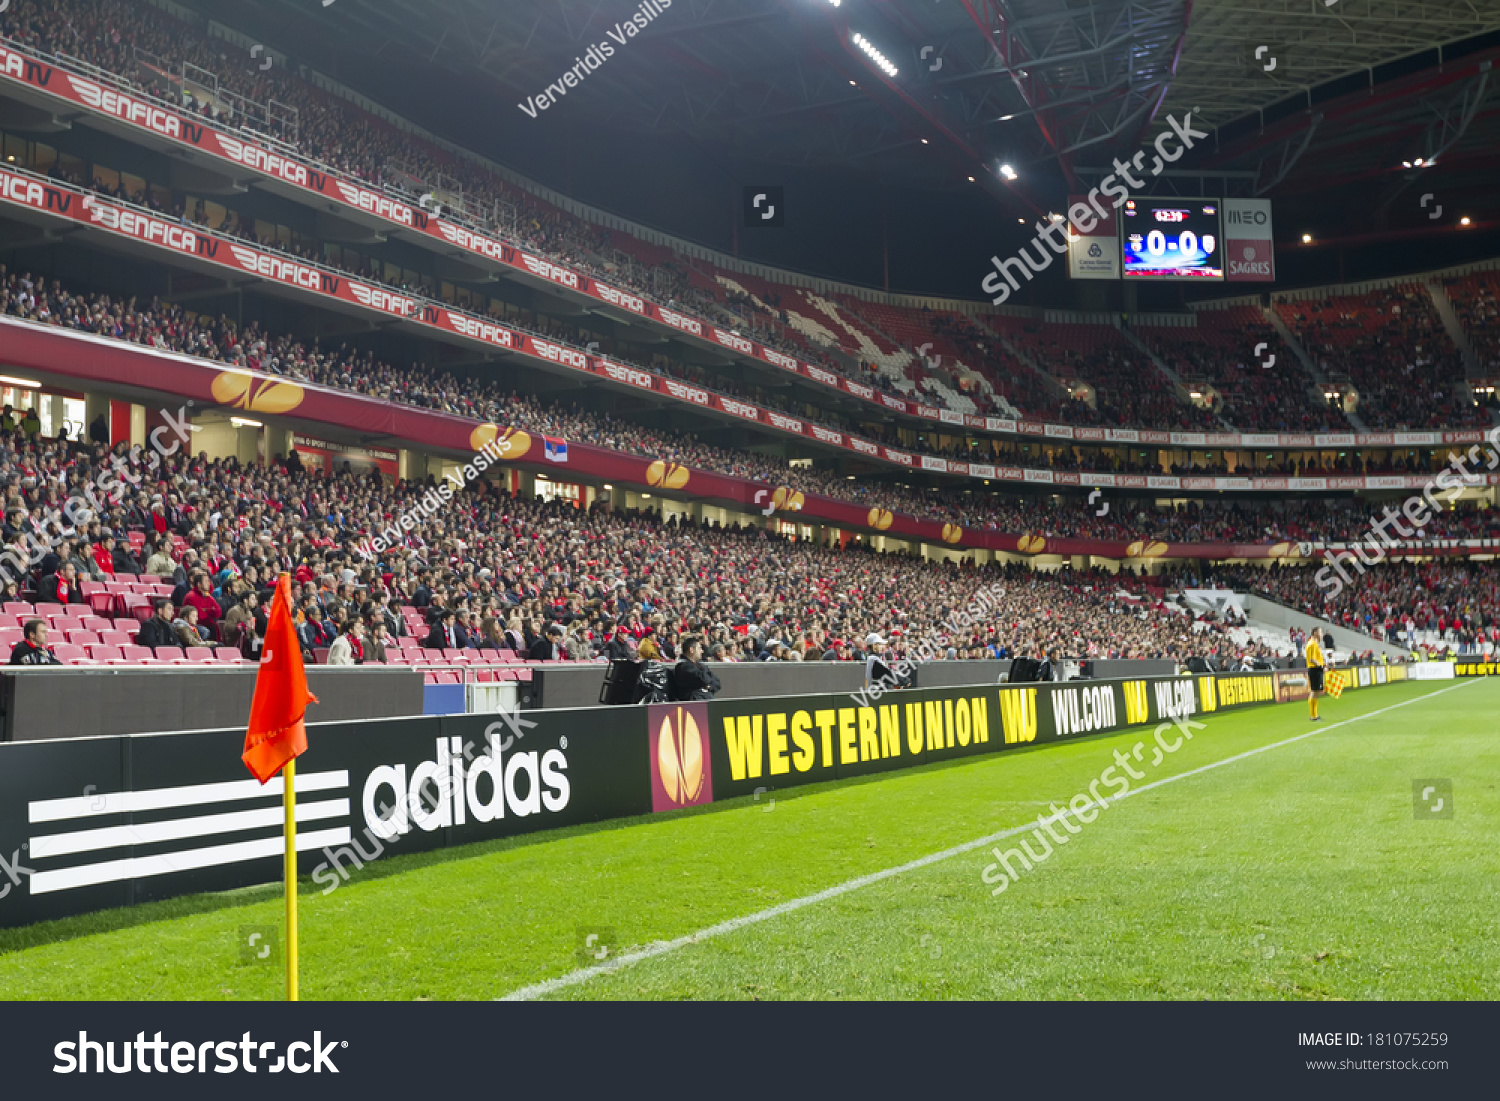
xmin=1120 ymin=198 xmax=1224 ymax=280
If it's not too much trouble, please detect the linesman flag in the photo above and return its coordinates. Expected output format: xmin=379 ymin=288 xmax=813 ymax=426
xmin=242 ymin=573 xmax=319 ymax=782
xmin=1324 ymin=669 xmax=1346 ymax=698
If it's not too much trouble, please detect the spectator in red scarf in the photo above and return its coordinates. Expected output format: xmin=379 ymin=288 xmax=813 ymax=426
xmin=182 ymin=573 xmax=223 ymax=637
xmin=40 ymin=562 xmax=86 ymax=605
xmin=327 ymin=618 xmax=366 ymax=665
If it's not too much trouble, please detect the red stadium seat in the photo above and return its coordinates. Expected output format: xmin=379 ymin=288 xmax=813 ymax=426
xmin=119 ymin=646 xmax=154 ymax=664
xmin=53 ymin=644 xmax=90 ymax=664
xmin=313 ymin=648 xmax=331 ymax=665
xmin=50 ymin=617 xmax=84 ymax=635
xmin=153 ymin=646 xmax=186 ymax=663
xmin=87 ymin=591 xmax=119 ymax=617
xmin=33 ymin=603 xmax=65 ymax=619
xmin=66 ymin=630 xmax=100 ymax=647
xmin=3 ymin=603 xmax=32 ymax=617
xmin=80 ymin=616 xmax=111 ymax=633
xmin=184 ymin=647 xmax=216 ymax=663
xmin=99 ymin=630 xmax=132 ymax=647
xmin=88 ymin=645 xmax=124 ymax=663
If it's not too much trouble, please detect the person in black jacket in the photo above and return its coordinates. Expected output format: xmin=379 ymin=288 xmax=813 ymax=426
xmin=39 ymin=562 xmax=87 ymax=605
xmin=528 ymin=623 xmax=565 ymax=661
xmin=9 ymin=619 xmax=61 ymax=665
xmin=137 ymin=599 xmax=179 ymax=649
xmin=423 ymin=608 xmax=469 ymax=651
xmin=672 ymin=635 xmax=721 ymax=701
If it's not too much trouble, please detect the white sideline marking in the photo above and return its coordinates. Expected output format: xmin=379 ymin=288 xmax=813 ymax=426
xmin=498 ymin=680 xmax=1477 ymax=1000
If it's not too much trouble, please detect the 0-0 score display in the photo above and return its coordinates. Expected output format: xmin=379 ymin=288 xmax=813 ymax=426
xmin=1121 ymin=198 xmax=1224 ymax=280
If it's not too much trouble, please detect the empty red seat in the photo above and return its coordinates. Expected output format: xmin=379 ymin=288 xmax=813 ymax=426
xmin=313 ymin=647 xmax=331 ymax=665
xmin=119 ymin=646 xmax=153 ymax=663
xmin=33 ymin=603 xmax=65 ymax=618
xmin=66 ymin=630 xmax=99 ymax=646
xmin=420 ymin=648 xmax=445 ymax=662
xmin=184 ymin=647 xmax=216 ymax=663
xmin=52 ymin=644 xmax=90 ymax=664
xmin=51 ymin=617 xmax=84 ymax=634
xmin=80 ymin=615 xmax=111 ymax=633
xmin=99 ymin=630 xmax=132 ymax=647
xmin=153 ymin=646 xmax=186 ymax=662
xmin=3 ymin=602 xmax=32 ymax=617
xmin=87 ymin=591 xmax=119 ymax=616
xmin=130 ymin=602 xmax=154 ymax=625
xmin=88 ymin=644 xmax=124 ymax=662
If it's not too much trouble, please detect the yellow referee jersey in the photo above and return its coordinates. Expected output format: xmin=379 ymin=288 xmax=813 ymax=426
xmin=1304 ymin=636 xmax=1324 ymax=669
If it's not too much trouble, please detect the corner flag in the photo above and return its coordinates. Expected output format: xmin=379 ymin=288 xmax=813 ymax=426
xmin=241 ymin=573 xmax=318 ymax=1001
xmin=242 ymin=574 xmax=318 ymax=783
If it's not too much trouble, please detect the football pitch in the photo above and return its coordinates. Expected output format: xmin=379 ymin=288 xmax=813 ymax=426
xmin=2 ymin=677 xmax=1496 ymax=1001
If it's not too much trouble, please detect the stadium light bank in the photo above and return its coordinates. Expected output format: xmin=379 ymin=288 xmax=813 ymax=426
xmin=981 ymin=111 xmax=1210 ymax=305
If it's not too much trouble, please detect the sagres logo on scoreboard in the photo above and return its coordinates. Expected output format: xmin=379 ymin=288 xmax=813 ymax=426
xmin=649 ymin=703 xmax=712 ymax=811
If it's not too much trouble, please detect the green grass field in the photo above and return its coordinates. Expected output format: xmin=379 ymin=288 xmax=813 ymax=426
xmin=2 ymin=677 xmax=1496 ymax=1000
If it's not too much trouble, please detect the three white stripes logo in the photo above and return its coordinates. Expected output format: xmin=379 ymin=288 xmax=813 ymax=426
xmin=25 ymin=771 xmax=351 ymax=895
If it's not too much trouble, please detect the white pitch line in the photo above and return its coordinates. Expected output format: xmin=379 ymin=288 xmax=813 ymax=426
xmin=498 ymin=679 xmax=1478 ymax=1001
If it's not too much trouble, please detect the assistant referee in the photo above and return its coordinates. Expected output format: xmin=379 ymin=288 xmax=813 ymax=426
xmin=1304 ymin=626 xmax=1326 ymax=722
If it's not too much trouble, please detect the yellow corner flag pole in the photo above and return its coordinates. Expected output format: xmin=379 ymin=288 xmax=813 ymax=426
xmin=284 ymin=756 xmax=299 ymax=1002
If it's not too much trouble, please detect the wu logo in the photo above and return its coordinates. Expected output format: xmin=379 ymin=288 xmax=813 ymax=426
xmin=998 ymin=688 xmax=1037 ymax=744
xmin=1122 ymin=681 xmax=1150 ymax=725
xmin=1199 ymin=677 xmax=1218 ymax=712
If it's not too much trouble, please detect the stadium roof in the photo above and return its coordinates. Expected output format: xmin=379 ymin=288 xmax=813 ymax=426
xmin=194 ymin=0 xmax=1500 ymax=236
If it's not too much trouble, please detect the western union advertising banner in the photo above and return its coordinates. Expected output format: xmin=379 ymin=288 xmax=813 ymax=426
xmin=704 ymin=672 xmax=1278 ymax=800
xmin=0 ymin=666 xmax=1408 ymax=928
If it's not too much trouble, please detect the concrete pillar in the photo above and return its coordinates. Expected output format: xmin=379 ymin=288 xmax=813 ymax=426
xmin=129 ymin=405 xmax=147 ymax=450
xmin=266 ymin=425 xmax=294 ymax=462
xmin=237 ymin=424 xmax=260 ymax=466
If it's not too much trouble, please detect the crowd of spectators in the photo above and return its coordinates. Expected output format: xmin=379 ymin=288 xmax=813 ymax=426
xmin=9 ymin=0 xmax=1495 ymax=439
xmin=1277 ymin=288 xmax=1491 ymax=430
xmin=1206 ymin=560 xmax=1500 ymax=653
xmin=0 ymin=423 xmax=1263 ymax=666
xmin=1135 ymin=311 xmax=1349 ymax=433
xmin=9 ymin=264 xmax=1500 ymax=549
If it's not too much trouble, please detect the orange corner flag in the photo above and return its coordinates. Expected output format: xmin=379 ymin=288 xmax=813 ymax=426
xmin=242 ymin=574 xmax=320 ymax=784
